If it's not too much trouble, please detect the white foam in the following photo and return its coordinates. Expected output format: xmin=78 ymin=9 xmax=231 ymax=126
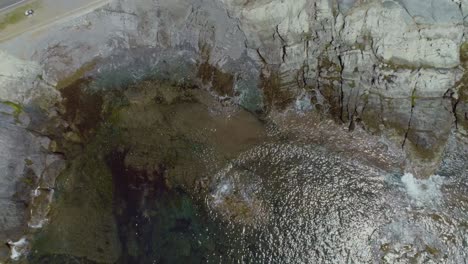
xmin=32 ymin=187 xmax=41 ymax=197
xmin=8 ymin=237 xmax=28 ymax=261
xmin=401 ymin=173 xmax=443 ymax=206
xmin=28 ymin=218 xmax=48 ymax=229
xmin=212 ymin=180 xmax=232 ymax=204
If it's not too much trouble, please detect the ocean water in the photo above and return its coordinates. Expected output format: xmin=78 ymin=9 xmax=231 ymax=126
xmin=23 ymin=80 xmax=468 ymax=264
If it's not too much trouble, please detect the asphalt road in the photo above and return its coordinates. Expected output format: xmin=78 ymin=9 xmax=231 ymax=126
xmin=0 ymin=0 xmax=26 ymax=12
xmin=0 ymin=0 xmax=110 ymax=42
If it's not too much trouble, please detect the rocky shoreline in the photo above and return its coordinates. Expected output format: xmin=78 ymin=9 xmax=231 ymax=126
xmin=1 ymin=0 xmax=466 ymax=176
xmin=0 ymin=0 xmax=467 ymax=262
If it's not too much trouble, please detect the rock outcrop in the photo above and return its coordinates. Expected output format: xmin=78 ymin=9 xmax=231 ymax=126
xmin=333 ymin=0 xmax=466 ymax=176
xmin=0 ymin=0 xmax=467 ymax=259
xmin=2 ymin=0 xmax=460 ymax=177
xmin=0 ymin=101 xmax=62 ymax=259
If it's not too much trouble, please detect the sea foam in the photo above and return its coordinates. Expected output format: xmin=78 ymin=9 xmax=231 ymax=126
xmin=401 ymin=173 xmax=444 ymax=207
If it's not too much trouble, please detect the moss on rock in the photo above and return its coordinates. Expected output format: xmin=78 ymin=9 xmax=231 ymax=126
xmin=30 ymin=139 xmax=121 ymax=263
xmin=197 ymin=62 xmax=235 ymax=97
xmin=259 ymin=70 xmax=297 ymax=112
xmin=29 ymin=76 xmax=268 ymax=262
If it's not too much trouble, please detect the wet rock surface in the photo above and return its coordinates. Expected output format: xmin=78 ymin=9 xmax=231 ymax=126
xmin=0 ymin=0 xmax=467 ymax=262
xmin=0 ymin=102 xmax=56 ymax=260
xmin=14 ymin=79 xmax=467 ymax=263
xmin=208 ymin=144 xmax=468 ymax=263
xmin=1 ymin=0 xmax=463 ymax=176
xmin=25 ymin=79 xmax=268 ymax=263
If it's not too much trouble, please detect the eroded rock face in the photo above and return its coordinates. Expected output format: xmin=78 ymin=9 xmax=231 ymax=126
xmin=0 ymin=0 xmax=466 ymax=260
xmin=331 ymin=0 xmax=465 ymax=176
xmin=0 ymin=51 xmax=42 ymax=103
xmin=0 ymin=0 xmax=465 ymax=177
xmin=0 ymin=102 xmax=56 ymax=259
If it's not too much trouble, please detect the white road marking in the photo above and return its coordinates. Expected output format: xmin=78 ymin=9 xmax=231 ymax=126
xmin=0 ymin=0 xmax=28 ymax=13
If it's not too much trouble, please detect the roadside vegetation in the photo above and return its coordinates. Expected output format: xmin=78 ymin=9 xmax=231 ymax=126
xmin=0 ymin=2 xmax=39 ymax=30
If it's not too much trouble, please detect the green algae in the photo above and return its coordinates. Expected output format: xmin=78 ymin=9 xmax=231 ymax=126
xmin=460 ymin=221 xmax=468 ymax=229
xmin=456 ymin=42 xmax=468 ymax=133
xmin=460 ymin=42 xmax=468 ymax=65
xmin=358 ymin=91 xmax=443 ymax=162
xmin=2 ymin=100 xmax=22 ymax=118
xmin=360 ymin=93 xmax=384 ymax=133
xmin=20 ymin=175 xmax=35 ymax=187
xmin=30 ymin=128 xmax=122 ymax=263
xmin=319 ymin=56 xmax=342 ymax=75
xmin=316 ymin=55 xmax=343 ymax=121
xmin=380 ymin=243 xmax=391 ymax=253
xmin=424 ymin=245 xmax=440 ymax=256
xmin=59 ymin=77 xmax=104 ymax=140
xmin=26 ymin=254 xmax=99 ymax=264
xmin=28 ymin=76 xmax=268 ymax=263
xmin=198 ymin=61 xmax=235 ymax=97
xmin=31 ymin=164 xmax=121 ymax=263
xmin=260 ymin=70 xmax=297 ymax=112
xmin=29 ymin=77 xmax=121 ymax=263
xmin=381 ymin=59 xmax=436 ymax=72
xmin=301 ymin=32 xmax=313 ymax=42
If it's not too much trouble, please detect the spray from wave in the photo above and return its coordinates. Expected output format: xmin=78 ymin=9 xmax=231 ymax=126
xmin=401 ymin=173 xmax=444 ymax=207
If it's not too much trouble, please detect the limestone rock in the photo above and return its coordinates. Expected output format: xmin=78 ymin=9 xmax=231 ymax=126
xmin=0 ymin=105 xmax=49 ymax=259
xmin=334 ymin=0 xmax=465 ymax=176
xmin=0 ymin=0 xmax=466 ymax=179
xmin=339 ymin=1 xmax=463 ymax=68
xmin=0 ymin=51 xmax=41 ymax=103
xmin=395 ymin=0 xmax=463 ymax=24
xmin=0 ymin=0 xmax=466 ymax=261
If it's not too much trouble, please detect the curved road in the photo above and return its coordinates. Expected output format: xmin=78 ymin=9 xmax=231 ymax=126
xmin=0 ymin=0 xmax=27 ymax=12
xmin=0 ymin=0 xmax=110 ymax=42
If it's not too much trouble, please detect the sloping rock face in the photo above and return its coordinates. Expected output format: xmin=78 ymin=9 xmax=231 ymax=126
xmin=0 ymin=0 xmax=466 ymax=262
xmin=333 ymin=0 xmax=466 ymax=176
xmin=2 ymin=0 xmax=461 ymax=177
xmin=0 ymin=0 xmax=467 ymax=258
xmin=0 ymin=102 xmax=63 ymax=259
xmin=221 ymin=0 xmax=467 ymax=176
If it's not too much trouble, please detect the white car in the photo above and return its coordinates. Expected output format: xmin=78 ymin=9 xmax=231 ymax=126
xmin=24 ymin=9 xmax=34 ymax=16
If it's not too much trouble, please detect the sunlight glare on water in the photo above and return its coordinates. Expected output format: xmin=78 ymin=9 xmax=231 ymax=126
xmin=206 ymin=142 xmax=468 ymax=263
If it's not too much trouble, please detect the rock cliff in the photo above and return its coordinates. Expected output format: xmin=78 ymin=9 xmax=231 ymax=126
xmin=1 ymin=0 xmax=466 ymax=176
xmin=0 ymin=0 xmax=467 ymax=260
